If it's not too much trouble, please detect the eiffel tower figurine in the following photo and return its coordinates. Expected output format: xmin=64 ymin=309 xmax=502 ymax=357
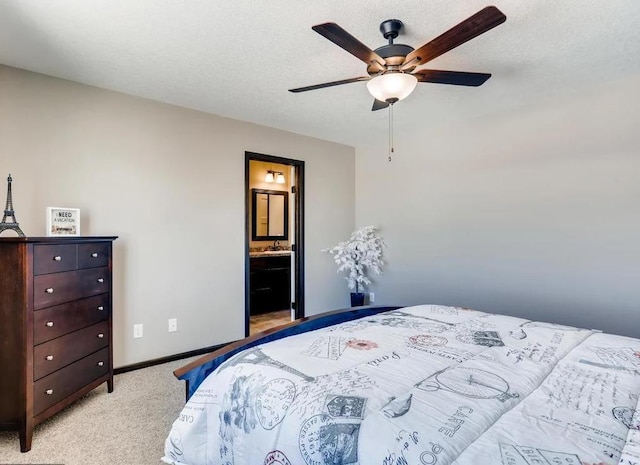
xmin=0 ymin=174 xmax=25 ymax=237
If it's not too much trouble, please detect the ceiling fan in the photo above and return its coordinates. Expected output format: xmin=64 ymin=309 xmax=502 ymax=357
xmin=289 ymin=6 xmax=507 ymax=111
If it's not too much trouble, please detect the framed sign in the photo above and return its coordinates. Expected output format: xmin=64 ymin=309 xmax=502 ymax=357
xmin=46 ymin=207 xmax=81 ymax=236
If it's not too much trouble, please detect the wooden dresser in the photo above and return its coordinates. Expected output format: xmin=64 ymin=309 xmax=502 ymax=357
xmin=0 ymin=236 xmax=117 ymax=452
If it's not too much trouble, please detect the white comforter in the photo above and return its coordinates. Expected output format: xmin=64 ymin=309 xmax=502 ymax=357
xmin=163 ymin=305 xmax=640 ymax=465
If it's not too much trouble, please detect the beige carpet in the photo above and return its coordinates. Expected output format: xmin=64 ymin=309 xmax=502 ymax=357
xmin=0 ymin=357 xmax=197 ymax=465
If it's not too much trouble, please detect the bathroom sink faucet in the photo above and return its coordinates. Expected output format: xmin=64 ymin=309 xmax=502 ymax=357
xmin=271 ymin=240 xmax=280 ymax=251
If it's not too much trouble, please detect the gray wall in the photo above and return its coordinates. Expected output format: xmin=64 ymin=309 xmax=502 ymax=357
xmin=0 ymin=65 xmax=356 ymax=367
xmin=356 ymin=75 xmax=640 ymax=337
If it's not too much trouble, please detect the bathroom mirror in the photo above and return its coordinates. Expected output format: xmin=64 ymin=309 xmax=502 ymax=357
xmin=251 ymin=189 xmax=289 ymax=241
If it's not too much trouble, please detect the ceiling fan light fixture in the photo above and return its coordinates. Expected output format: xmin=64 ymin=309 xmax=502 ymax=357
xmin=366 ymin=72 xmax=418 ymax=103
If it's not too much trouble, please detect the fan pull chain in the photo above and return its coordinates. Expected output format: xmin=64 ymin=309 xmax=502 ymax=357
xmin=388 ymin=103 xmax=394 ymax=162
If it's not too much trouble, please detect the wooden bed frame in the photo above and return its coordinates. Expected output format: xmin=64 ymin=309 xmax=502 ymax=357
xmin=173 ymin=305 xmax=399 ymax=399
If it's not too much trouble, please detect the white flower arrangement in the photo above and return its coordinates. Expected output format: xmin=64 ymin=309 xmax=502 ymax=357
xmin=324 ymin=225 xmax=385 ymax=293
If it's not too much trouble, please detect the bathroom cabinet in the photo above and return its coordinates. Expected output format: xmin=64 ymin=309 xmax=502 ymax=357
xmin=249 ymin=254 xmax=290 ymax=314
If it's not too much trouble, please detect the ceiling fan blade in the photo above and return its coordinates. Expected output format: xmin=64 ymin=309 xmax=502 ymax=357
xmin=372 ymin=99 xmax=389 ymax=111
xmin=312 ymin=22 xmax=386 ymax=71
xmin=414 ymin=69 xmax=491 ymax=86
xmin=289 ymin=76 xmax=370 ymax=93
xmin=402 ymin=6 xmax=506 ymax=70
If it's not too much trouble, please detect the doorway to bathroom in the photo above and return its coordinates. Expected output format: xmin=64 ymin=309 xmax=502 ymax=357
xmin=245 ymin=152 xmax=304 ymax=337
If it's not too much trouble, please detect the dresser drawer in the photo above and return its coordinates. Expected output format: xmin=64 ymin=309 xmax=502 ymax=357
xmin=33 ymin=347 xmax=109 ymax=416
xmin=34 ymin=270 xmax=79 ymax=309
xmin=34 ymin=320 xmax=109 ymax=380
xmin=77 ymin=243 xmax=110 ymax=269
xmin=33 ymin=244 xmax=77 ymax=275
xmin=33 ymin=295 xmax=110 ymax=345
xmin=33 ymin=267 xmax=110 ymax=310
xmin=77 ymin=267 xmax=110 ymax=298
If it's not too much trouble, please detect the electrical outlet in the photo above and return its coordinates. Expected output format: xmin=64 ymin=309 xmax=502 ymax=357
xmin=168 ymin=318 xmax=178 ymax=332
xmin=369 ymin=292 xmax=375 ymax=303
xmin=133 ymin=324 xmax=143 ymax=339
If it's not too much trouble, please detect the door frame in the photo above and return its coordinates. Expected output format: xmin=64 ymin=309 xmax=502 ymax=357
xmin=245 ymin=151 xmax=305 ymax=337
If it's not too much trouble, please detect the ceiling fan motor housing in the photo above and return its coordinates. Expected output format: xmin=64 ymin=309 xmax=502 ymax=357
xmin=368 ymin=43 xmax=415 ymax=74
xmin=367 ymin=19 xmax=416 ymax=75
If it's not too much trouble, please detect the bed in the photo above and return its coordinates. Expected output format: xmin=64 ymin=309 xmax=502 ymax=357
xmin=163 ymin=304 xmax=640 ymax=465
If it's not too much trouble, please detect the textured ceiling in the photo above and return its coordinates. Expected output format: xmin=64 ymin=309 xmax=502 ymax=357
xmin=1 ymin=1 xmax=639 ymax=148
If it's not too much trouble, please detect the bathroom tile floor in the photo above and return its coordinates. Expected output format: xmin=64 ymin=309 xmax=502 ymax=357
xmin=250 ymin=309 xmax=292 ymax=335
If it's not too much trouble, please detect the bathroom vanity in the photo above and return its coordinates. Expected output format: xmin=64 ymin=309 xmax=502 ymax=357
xmin=249 ymin=252 xmax=291 ymax=314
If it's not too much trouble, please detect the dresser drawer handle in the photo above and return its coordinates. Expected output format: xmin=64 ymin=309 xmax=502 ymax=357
xmin=97 ymin=361 xmax=104 ymax=367
xmin=97 ymin=306 xmax=105 ymax=311
xmin=45 ymin=288 xmax=54 ymax=294
xmin=45 ymin=355 xmax=54 ymax=361
xmin=97 ymin=278 xmax=105 ymax=283
xmin=98 ymin=333 xmax=104 ymax=338
xmin=45 ymin=321 xmax=54 ymax=327
xmin=53 ymin=255 xmax=62 ymax=261
xmin=91 ymin=252 xmax=99 ymax=258
xmin=45 ymin=389 xmax=54 ymax=395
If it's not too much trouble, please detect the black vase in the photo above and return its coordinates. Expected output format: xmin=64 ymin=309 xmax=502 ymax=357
xmin=350 ymin=292 xmax=365 ymax=307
